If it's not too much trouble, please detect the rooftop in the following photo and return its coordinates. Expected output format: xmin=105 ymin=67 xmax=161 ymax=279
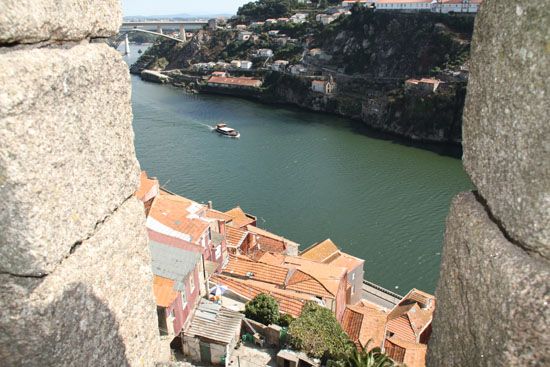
xmin=225 ymin=206 xmax=257 ymax=228
xmin=225 ymin=226 xmax=249 ymax=248
xmin=223 ymin=255 xmax=289 ymax=286
xmin=147 ymin=193 xmax=209 ymax=243
xmin=342 ymin=302 xmax=388 ymax=349
xmin=149 ymin=239 xmax=201 ymax=283
xmin=135 ymin=171 xmax=159 ymax=202
xmin=185 ymin=299 xmax=244 ymax=344
xmin=153 ymin=275 xmax=179 ymax=308
xmin=208 ymin=76 xmax=262 ymax=88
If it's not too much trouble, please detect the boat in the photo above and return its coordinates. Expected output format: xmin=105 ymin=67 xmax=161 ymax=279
xmin=215 ymin=123 xmax=240 ymax=138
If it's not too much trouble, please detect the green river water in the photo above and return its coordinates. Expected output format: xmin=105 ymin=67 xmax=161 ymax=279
xmin=126 ymin=47 xmax=473 ymax=294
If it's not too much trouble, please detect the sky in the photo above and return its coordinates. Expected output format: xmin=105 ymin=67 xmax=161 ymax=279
xmin=121 ymin=0 xmax=251 ymax=17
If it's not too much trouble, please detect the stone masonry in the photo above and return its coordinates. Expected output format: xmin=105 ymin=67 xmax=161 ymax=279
xmin=428 ymin=1 xmax=549 ymax=366
xmin=0 ymin=1 xmax=162 ymax=366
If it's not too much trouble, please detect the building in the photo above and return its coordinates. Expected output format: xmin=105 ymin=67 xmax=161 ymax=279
xmin=224 ymin=206 xmax=257 ymax=228
xmin=374 ymin=0 xmax=433 ymax=11
xmin=290 ymin=64 xmax=308 ymax=75
xmin=311 ymin=79 xmax=336 ymax=94
xmin=207 ymin=76 xmax=263 ymax=89
xmin=277 ymin=350 xmax=321 ymax=367
xmin=300 ymin=239 xmax=364 ymax=304
xmin=208 ymin=18 xmax=218 ymax=30
xmin=235 ymin=24 xmax=248 ymax=31
xmin=250 ymin=21 xmax=265 ymax=28
xmin=432 ymin=0 xmax=482 ymax=13
xmin=271 ymin=60 xmax=289 ymax=71
xmin=342 ymin=0 xmax=372 ymax=7
xmin=230 ymin=60 xmax=241 ymax=68
xmin=135 ymin=171 xmax=159 ymax=210
xmin=290 ymin=13 xmax=308 ymax=24
xmin=256 ymin=48 xmax=274 ymax=58
xmin=268 ymin=30 xmax=280 ymax=36
xmin=182 ymin=299 xmax=243 ymax=365
xmin=238 ymin=31 xmax=252 ymax=41
xmin=341 ymin=301 xmax=389 ymax=350
xmin=240 ymin=60 xmax=253 ymax=70
xmin=150 ymin=240 xmax=202 ymax=337
xmin=212 ymin=71 xmax=227 ymax=77
xmin=247 ymin=225 xmax=300 ymax=256
xmin=144 ymin=189 xmax=228 ymax=271
xmin=277 ymin=17 xmax=290 ymax=23
xmin=405 ymin=78 xmax=442 ymax=92
xmin=265 ymin=18 xmax=278 ymax=25
xmin=383 ymin=289 xmax=436 ymax=367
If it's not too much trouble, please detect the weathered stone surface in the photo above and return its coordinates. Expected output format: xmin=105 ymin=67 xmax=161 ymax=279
xmin=0 ymin=43 xmax=140 ymax=276
xmin=462 ymin=0 xmax=550 ymax=257
xmin=0 ymin=0 xmax=121 ymax=44
xmin=427 ymin=192 xmax=550 ymax=367
xmin=0 ymin=197 xmax=161 ymax=366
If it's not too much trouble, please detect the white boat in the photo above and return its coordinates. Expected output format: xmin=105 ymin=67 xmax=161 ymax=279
xmin=215 ymin=123 xmax=240 ymax=138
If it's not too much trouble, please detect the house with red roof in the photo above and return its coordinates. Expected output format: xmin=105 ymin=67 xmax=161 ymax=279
xmin=150 ymin=241 xmax=202 ymax=337
xmin=341 ymin=300 xmax=389 ymax=350
xmin=383 ymin=288 xmax=436 ymax=367
xmin=300 ymin=239 xmax=365 ymax=304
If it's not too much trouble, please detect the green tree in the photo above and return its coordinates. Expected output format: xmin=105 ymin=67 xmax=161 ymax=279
xmin=288 ymin=302 xmax=353 ymax=361
xmin=245 ymin=293 xmax=280 ymax=325
xmin=346 ymin=344 xmax=395 ymax=367
xmin=237 ymin=0 xmax=291 ymax=21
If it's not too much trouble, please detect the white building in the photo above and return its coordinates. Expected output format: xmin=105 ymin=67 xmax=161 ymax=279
xmin=311 ymin=78 xmax=336 ymax=94
xmin=240 ymin=60 xmax=253 ymax=70
xmin=290 ymin=13 xmax=308 ymax=23
xmin=265 ymin=19 xmax=278 ymax=25
xmin=371 ymin=0 xmax=481 ymax=13
xmin=271 ymin=60 xmax=289 ymax=71
xmin=431 ymin=0 xmax=482 ymax=13
xmin=268 ymin=30 xmax=280 ymax=36
xmin=230 ymin=60 xmax=242 ymax=68
xmin=290 ymin=64 xmax=308 ymax=75
xmin=256 ymin=48 xmax=274 ymax=58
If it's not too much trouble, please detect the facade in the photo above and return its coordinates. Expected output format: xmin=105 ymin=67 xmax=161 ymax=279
xmin=370 ymin=0 xmax=482 ymax=13
xmin=311 ymin=79 xmax=336 ymax=94
xmin=432 ymin=0 xmax=482 ymax=13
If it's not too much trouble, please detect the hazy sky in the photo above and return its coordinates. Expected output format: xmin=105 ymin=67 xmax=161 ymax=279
xmin=121 ymin=0 xmax=251 ymax=16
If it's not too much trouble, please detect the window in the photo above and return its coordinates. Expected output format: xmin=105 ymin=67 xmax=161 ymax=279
xmin=181 ymin=290 xmax=188 ymax=308
xmin=215 ymin=245 xmax=222 ymax=260
xmin=189 ymin=274 xmax=195 ymax=293
xmin=351 ymin=273 xmax=355 ymax=281
xmin=169 ymin=309 xmax=175 ymax=319
xmin=208 ymin=228 xmax=212 ymax=241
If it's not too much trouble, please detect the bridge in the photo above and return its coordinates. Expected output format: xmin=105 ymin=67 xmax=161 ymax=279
xmin=121 ymin=20 xmax=208 ymax=36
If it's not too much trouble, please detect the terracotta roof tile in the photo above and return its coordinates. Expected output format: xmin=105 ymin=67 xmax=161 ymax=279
xmin=147 ymin=193 xmax=210 ymax=244
xmin=257 ymin=252 xmax=286 ymax=266
xmin=286 ymin=270 xmax=334 ymax=298
xmin=300 ymin=239 xmax=339 ymax=261
xmin=226 ymin=226 xmax=248 ymax=248
xmin=224 ymin=207 xmax=257 ymax=228
xmin=206 ymin=208 xmax=234 ymax=222
xmin=223 ymin=255 xmax=289 ymax=286
xmin=208 ymin=76 xmax=263 ymax=88
xmin=211 ymin=275 xmax=310 ymax=317
xmin=342 ymin=303 xmax=388 ymax=350
xmin=283 ymin=256 xmax=346 ymax=297
xmin=153 ymin=276 xmax=178 ymax=308
xmin=135 ymin=171 xmax=159 ymax=202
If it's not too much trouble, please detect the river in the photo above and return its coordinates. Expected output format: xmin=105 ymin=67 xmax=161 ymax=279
xmin=124 ymin=45 xmax=472 ymax=294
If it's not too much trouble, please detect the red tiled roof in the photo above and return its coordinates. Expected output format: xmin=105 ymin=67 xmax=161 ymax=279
xmin=286 ymin=270 xmax=334 ymax=298
xmin=387 ymin=289 xmax=435 ymax=342
xmin=342 ymin=302 xmax=388 ymax=350
xmin=135 ymin=171 xmax=159 ymax=202
xmin=225 ymin=207 xmax=256 ymax=228
xmin=206 ymin=208 xmax=233 ymax=222
xmin=300 ymin=239 xmax=339 ymax=262
xmin=147 ymin=193 xmax=209 ymax=243
xmin=257 ymin=252 xmax=286 ymax=266
xmin=211 ymin=274 xmax=310 ymax=317
xmin=283 ymin=256 xmax=346 ymax=297
xmin=223 ymin=255 xmax=289 ymax=286
xmin=153 ymin=276 xmax=178 ymax=308
xmin=208 ymin=76 xmax=262 ymax=88
xmin=226 ymin=226 xmax=248 ymax=248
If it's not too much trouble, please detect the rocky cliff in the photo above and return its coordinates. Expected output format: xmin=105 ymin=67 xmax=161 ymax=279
xmin=427 ymin=0 xmax=549 ymax=365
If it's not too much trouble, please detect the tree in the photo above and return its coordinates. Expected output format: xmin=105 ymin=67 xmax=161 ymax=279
xmin=245 ymin=293 xmax=279 ymax=325
xmin=237 ymin=0 xmax=291 ymax=21
xmin=288 ymin=302 xmax=353 ymax=361
xmin=346 ymin=344 xmax=395 ymax=367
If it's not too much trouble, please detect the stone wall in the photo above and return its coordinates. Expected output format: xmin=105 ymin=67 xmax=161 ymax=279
xmin=0 ymin=1 xmax=162 ymax=365
xmin=427 ymin=1 xmax=549 ymax=366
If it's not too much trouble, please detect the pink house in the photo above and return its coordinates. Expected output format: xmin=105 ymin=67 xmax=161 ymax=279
xmin=150 ymin=240 xmax=202 ymax=337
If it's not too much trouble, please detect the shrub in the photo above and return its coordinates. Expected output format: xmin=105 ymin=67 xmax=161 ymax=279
xmin=244 ymin=293 xmax=280 ymax=325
